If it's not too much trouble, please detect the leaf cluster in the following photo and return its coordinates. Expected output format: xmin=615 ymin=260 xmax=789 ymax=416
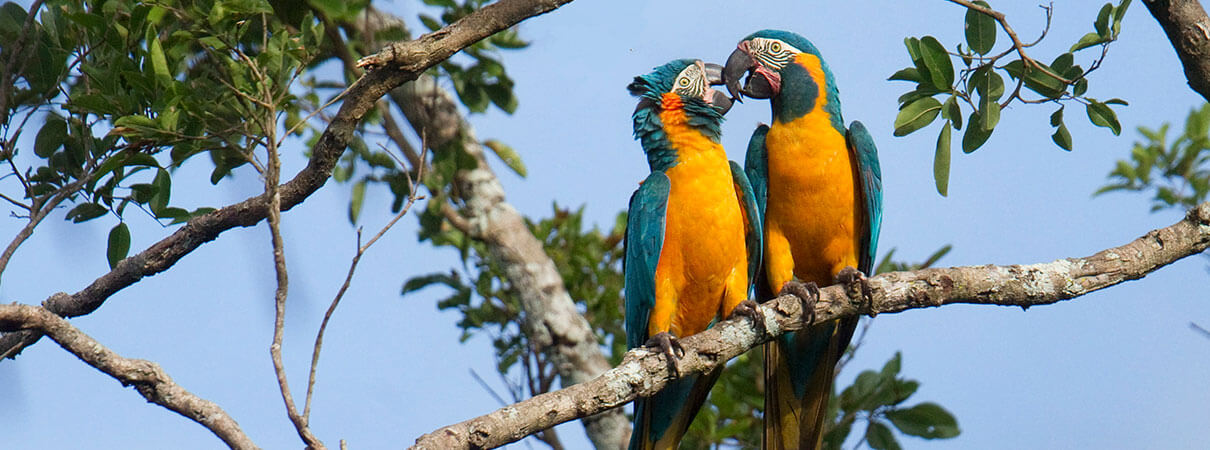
xmin=1097 ymin=103 xmax=1210 ymax=211
xmin=2 ymin=0 xmax=324 ymax=267
xmin=891 ymin=1 xmax=1130 ymax=196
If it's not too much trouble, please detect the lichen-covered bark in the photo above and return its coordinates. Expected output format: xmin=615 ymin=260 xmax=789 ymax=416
xmin=0 ymin=304 xmax=258 ymax=450
xmin=413 ymin=203 xmax=1210 ymax=450
xmin=390 ymin=75 xmax=628 ymax=450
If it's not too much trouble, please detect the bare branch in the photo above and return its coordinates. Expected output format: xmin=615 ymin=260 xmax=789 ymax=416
xmin=0 ymin=304 xmax=258 ymax=449
xmin=303 ymin=157 xmax=425 ymax=422
xmin=0 ymin=0 xmax=582 ymax=361
xmin=413 ymin=202 xmax=1210 ymax=450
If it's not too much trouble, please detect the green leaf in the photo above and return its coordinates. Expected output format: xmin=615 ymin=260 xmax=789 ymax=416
xmin=886 ymin=402 xmax=961 ymax=439
xmin=970 ymin=66 xmax=1004 ymax=101
xmin=148 ymin=32 xmax=171 ymax=86
xmin=943 ymin=95 xmax=963 ymax=130
xmin=1095 ymin=3 xmax=1113 ymax=37
xmin=1050 ymin=107 xmax=1065 ymax=127
xmin=1086 ymin=100 xmax=1122 ymax=135
xmin=484 ymin=82 xmax=518 ymax=114
xmin=919 ymin=36 xmax=954 ymax=90
xmin=866 ymin=421 xmax=903 ymax=450
xmin=979 ymin=95 xmax=1000 ymax=131
xmin=1114 ymin=0 xmax=1132 ymax=25
xmin=1050 ymin=53 xmax=1075 ymax=76
xmin=881 ymin=351 xmax=903 ymax=378
xmin=349 ymin=179 xmax=366 ymax=224
xmin=66 ymin=202 xmax=108 ymax=223
xmin=1105 ymin=98 xmax=1129 ymax=106
xmin=934 ymin=125 xmax=951 ymax=196
xmin=1071 ymin=32 xmax=1104 ymax=52
xmin=1052 ymin=122 xmax=1073 ymax=151
xmin=483 ymin=139 xmax=527 ymax=177
xmin=151 ymin=168 xmax=171 ymax=215
xmin=35 ymin=117 xmax=68 ymax=158
xmin=888 ymin=68 xmax=920 ymax=82
xmin=107 ymin=222 xmax=131 ymax=269
xmin=962 ymin=111 xmax=993 ymax=153
xmin=893 ymin=97 xmax=942 ymax=137
xmin=964 ymin=2 xmax=997 ymax=55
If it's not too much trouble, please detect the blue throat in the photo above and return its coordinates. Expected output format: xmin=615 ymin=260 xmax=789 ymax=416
xmin=632 ymin=99 xmax=724 ymax=172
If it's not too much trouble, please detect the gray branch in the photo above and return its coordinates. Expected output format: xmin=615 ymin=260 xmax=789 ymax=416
xmin=412 ymin=203 xmax=1210 ymax=450
xmin=0 ymin=304 xmax=258 ymax=449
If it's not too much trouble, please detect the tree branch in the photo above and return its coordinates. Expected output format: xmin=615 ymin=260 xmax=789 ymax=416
xmin=1144 ymin=0 xmax=1210 ymax=102
xmin=388 ymin=76 xmax=631 ymax=449
xmin=413 ymin=202 xmax=1210 ymax=450
xmin=0 ymin=0 xmax=581 ymax=361
xmin=0 ymin=304 xmax=258 ymax=449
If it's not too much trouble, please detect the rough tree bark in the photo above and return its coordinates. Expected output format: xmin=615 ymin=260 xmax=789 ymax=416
xmin=1146 ymin=0 xmax=1210 ymax=102
xmin=0 ymin=304 xmax=258 ymax=450
xmin=389 ymin=76 xmax=629 ymax=449
xmin=412 ymin=202 xmax=1210 ymax=450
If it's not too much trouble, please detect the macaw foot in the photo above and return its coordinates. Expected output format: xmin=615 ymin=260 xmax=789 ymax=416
xmin=729 ymin=299 xmax=766 ymax=338
xmin=644 ymin=331 xmax=685 ymax=377
xmin=836 ymin=266 xmax=875 ymax=317
xmin=779 ymin=280 xmax=820 ymax=328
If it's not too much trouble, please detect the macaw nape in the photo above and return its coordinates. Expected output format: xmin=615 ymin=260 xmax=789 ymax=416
xmin=723 ymin=30 xmax=884 ymax=450
xmin=624 ymin=58 xmax=763 ymax=450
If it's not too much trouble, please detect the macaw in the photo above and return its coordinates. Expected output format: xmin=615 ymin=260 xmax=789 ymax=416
xmin=723 ymin=30 xmax=883 ymax=450
xmin=625 ymin=59 xmax=763 ymax=450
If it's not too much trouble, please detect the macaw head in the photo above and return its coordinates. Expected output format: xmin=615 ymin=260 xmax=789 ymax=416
xmin=723 ymin=29 xmax=823 ymax=101
xmin=629 ymin=58 xmax=733 ymax=118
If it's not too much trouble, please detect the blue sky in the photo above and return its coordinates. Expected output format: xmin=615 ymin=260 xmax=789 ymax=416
xmin=2 ymin=1 xmax=1208 ymax=449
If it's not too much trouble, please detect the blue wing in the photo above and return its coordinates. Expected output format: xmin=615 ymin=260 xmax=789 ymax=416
xmin=729 ymin=160 xmax=763 ymax=297
xmin=846 ymin=121 xmax=883 ymax=274
xmin=624 ymin=171 xmax=671 ymax=349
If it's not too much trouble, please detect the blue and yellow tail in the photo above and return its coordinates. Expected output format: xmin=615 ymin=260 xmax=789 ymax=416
xmin=630 ymin=368 xmax=723 ymax=450
xmin=763 ymin=317 xmax=856 ymax=450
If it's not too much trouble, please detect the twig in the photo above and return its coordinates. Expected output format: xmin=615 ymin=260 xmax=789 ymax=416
xmin=302 ymin=146 xmax=425 ymax=422
xmin=0 ymin=178 xmax=88 ymax=283
xmin=0 ymin=304 xmax=258 ymax=449
xmin=1192 ymin=322 xmax=1210 ymax=340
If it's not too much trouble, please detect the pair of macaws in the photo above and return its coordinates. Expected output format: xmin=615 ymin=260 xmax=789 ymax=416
xmin=624 ymin=30 xmax=883 ymax=450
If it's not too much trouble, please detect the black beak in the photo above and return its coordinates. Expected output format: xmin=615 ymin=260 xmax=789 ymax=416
xmin=723 ymin=46 xmax=755 ymax=101
xmin=704 ymin=63 xmax=724 ymax=86
xmin=709 ymin=89 xmax=733 ymax=115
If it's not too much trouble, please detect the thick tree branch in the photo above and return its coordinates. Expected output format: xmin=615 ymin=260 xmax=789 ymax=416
xmin=349 ymin=9 xmax=629 ymax=448
xmin=0 ymin=0 xmax=580 ymax=361
xmin=413 ymin=202 xmax=1210 ymax=450
xmin=0 ymin=304 xmax=258 ymax=449
xmin=1145 ymin=0 xmax=1210 ymax=102
xmin=388 ymin=76 xmax=630 ymax=450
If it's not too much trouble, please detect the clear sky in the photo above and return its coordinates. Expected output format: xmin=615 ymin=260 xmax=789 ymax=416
xmin=1 ymin=1 xmax=1208 ymax=449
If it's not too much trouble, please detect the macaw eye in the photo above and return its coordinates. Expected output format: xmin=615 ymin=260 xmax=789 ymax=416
xmin=770 ymin=41 xmax=782 ymax=53
xmin=678 ymin=77 xmax=691 ymax=87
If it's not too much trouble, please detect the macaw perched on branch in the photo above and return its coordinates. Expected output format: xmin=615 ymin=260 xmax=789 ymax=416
xmin=724 ymin=30 xmax=883 ymax=450
xmin=624 ymin=59 xmax=763 ymax=450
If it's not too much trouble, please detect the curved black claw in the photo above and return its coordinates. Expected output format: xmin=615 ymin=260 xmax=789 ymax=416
xmin=779 ymin=280 xmax=820 ymax=327
xmin=836 ymin=266 xmax=875 ymax=317
xmin=730 ymin=299 xmax=766 ymax=338
xmin=644 ymin=331 xmax=685 ymax=377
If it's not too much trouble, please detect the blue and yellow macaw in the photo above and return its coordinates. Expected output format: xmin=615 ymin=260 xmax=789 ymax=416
xmin=723 ymin=30 xmax=883 ymax=450
xmin=625 ymin=59 xmax=763 ymax=450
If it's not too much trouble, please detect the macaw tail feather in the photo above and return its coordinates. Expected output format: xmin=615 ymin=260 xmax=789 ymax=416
xmin=763 ymin=316 xmax=856 ymax=450
xmin=630 ymin=367 xmax=723 ymax=450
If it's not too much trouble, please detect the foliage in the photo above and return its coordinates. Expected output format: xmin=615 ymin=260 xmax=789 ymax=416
xmin=891 ymin=1 xmax=1131 ymax=196
xmin=1 ymin=0 xmax=324 ymax=266
xmin=1097 ymin=103 xmax=1210 ymax=211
